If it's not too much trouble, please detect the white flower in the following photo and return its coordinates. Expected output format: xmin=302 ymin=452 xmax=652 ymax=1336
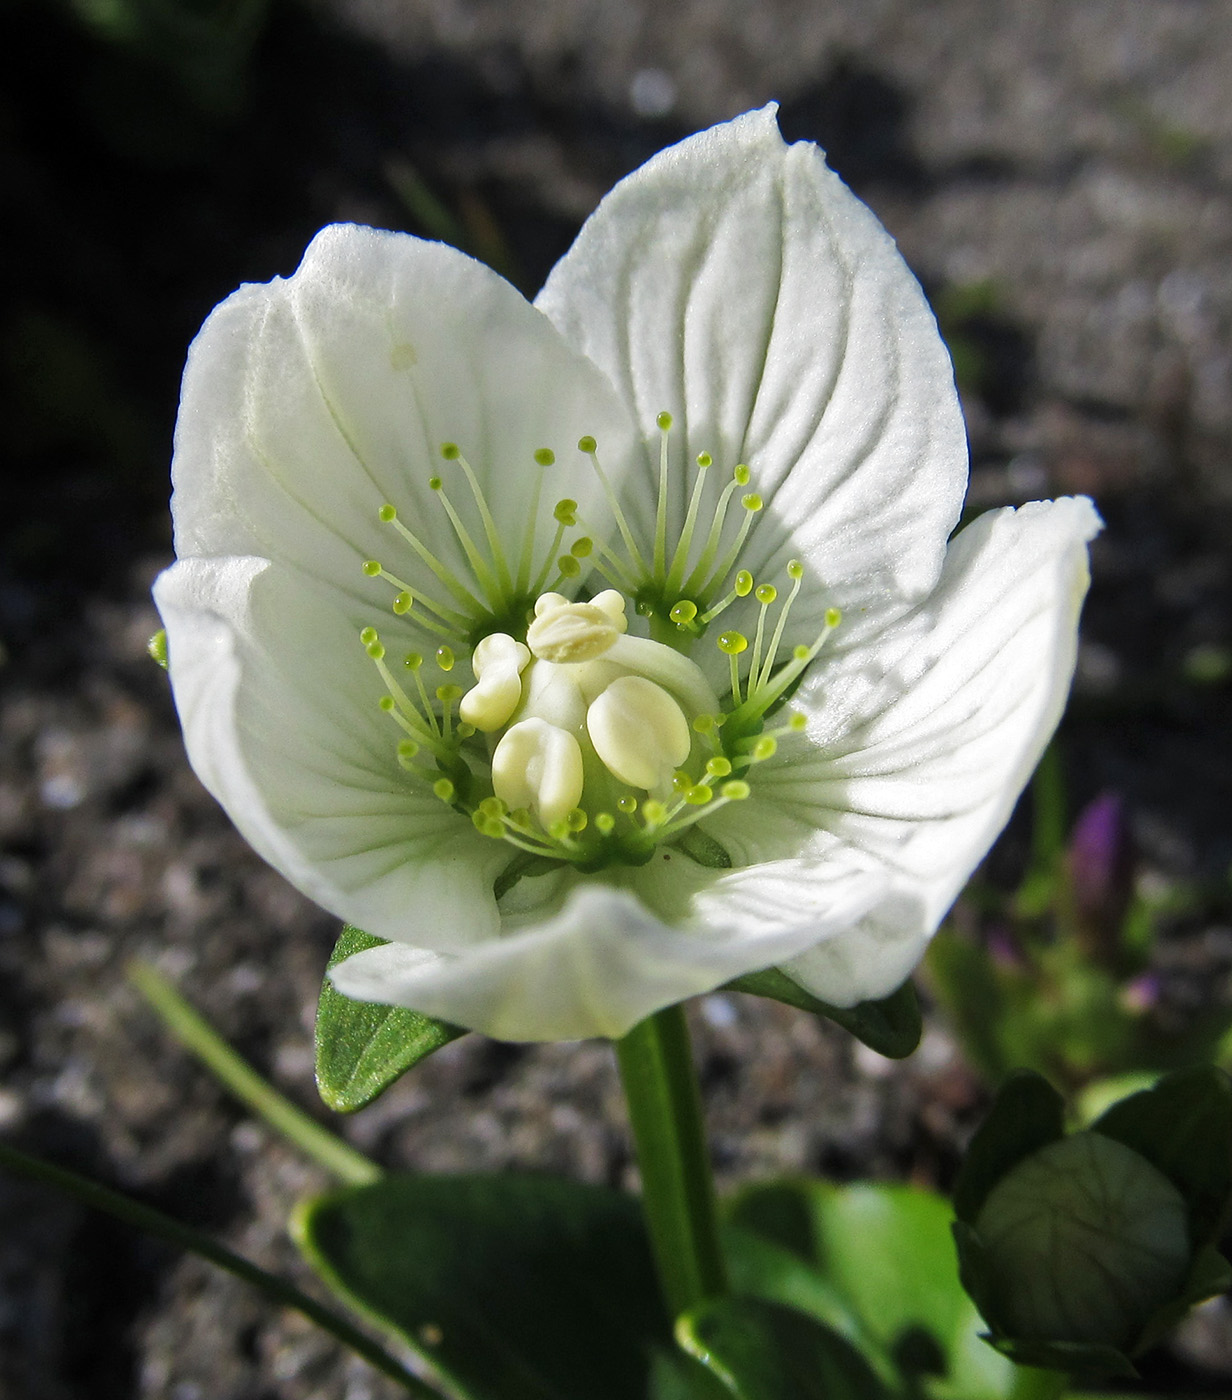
xmin=153 ymin=108 xmax=1100 ymax=1042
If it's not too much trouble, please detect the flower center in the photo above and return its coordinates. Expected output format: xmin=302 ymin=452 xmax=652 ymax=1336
xmin=357 ymin=415 xmax=840 ymax=875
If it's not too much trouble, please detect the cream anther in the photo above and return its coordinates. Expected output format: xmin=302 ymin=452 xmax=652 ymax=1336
xmin=587 ymin=676 xmax=691 ymax=792
xmin=526 ymin=595 xmax=625 ymax=664
xmin=491 ymin=718 xmax=584 ymax=828
xmin=459 ymin=632 xmax=530 ymax=732
xmin=604 ymin=634 xmax=721 ymax=718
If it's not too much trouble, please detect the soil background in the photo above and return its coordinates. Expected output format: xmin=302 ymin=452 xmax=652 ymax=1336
xmin=2 ymin=1 xmax=1231 ymax=1396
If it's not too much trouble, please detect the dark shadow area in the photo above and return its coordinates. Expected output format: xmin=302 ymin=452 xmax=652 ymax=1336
xmin=777 ymin=57 xmax=928 ymax=193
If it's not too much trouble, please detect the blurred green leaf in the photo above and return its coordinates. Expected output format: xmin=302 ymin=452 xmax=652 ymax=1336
xmin=676 ymin=1297 xmax=893 ymax=1400
xmin=725 ymin=970 xmax=921 ymax=1060
xmin=952 ymin=1072 xmax=1065 ymax=1225
xmin=315 ymin=927 xmax=464 ymax=1113
xmin=726 ymin=1181 xmax=1017 ymax=1400
xmin=1091 ymin=1066 xmax=1232 ymax=1246
xmin=295 ymin=1173 xmax=681 ymax=1400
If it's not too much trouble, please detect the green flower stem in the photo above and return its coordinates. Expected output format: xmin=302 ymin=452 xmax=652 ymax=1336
xmin=0 ymin=1142 xmax=440 ymax=1398
xmin=128 ymin=960 xmax=380 ymax=1187
xmin=615 ymin=1003 xmax=728 ymax=1318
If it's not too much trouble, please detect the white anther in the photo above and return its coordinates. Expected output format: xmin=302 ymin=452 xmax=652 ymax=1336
xmin=492 ymin=718 xmax=585 ymax=829
xmin=605 ymin=633 xmax=721 ymax=717
xmin=588 ymin=590 xmax=629 ymax=632
xmin=587 ymin=676 xmax=691 ymax=792
xmin=526 ymin=596 xmax=622 ymax=664
xmin=534 ymin=592 xmax=569 ymax=616
xmin=459 ymin=633 xmax=530 ymax=732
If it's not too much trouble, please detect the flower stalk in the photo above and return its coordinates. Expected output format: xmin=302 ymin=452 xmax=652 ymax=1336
xmin=615 ymin=1003 xmax=728 ymax=1318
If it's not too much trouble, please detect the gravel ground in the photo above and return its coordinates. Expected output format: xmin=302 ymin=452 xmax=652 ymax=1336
xmin=2 ymin=1 xmax=1231 ymax=1396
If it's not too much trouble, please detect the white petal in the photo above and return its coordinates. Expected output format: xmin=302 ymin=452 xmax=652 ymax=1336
xmin=536 ymin=107 xmax=967 ymax=638
xmin=329 ymin=854 xmax=885 ymax=1042
xmin=713 ymin=496 xmax=1101 ymax=1006
xmin=154 ymin=554 xmax=510 ymax=951
xmin=172 ymin=224 xmax=640 ymax=620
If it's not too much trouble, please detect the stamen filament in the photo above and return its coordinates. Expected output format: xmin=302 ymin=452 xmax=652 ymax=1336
xmin=579 ymin=437 xmax=648 ymax=575
xmin=698 ymin=569 xmax=753 ymax=626
xmin=653 ymin=411 xmax=672 ymax=578
xmin=748 ymin=583 xmax=777 ymax=692
xmin=450 ymin=450 xmax=514 ymax=600
xmin=403 ymin=653 xmax=442 ymax=738
xmin=429 ymin=477 xmax=503 ymax=605
xmin=572 ymin=513 xmax=639 ymax=590
xmin=681 ymin=467 xmax=747 ymax=598
xmin=757 ymin=563 xmax=803 ymax=693
xmin=664 ymin=452 xmax=712 ymax=595
xmin=699 ymin=493 xmax=762 ymax=600
xmin=515 ymin=457 xmax=547 ymax=595
xmin=527 ymin=504 xmax=575 ymax=597
xmin=364 ymin=563 xmax=471 ymax=636
xmin=381 ymin=507 xmax=486 ymax=614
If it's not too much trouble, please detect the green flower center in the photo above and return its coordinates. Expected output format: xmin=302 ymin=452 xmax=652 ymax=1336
xmin=357 ymin=414 xmax=839 ymax=875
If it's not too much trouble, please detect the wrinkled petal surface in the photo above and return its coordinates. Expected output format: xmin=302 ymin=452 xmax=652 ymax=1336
xmin=330 ymin=850 xmax=886 ymax=1041
xmin=155 ymin=555 xmax=511 ymax=949
xmin=704 ymin=496 xmax=1101 ymax=1006
xmin=537 ymin=106 xmax=968 ymax=644
xmin=171 ymin=224 xmax=640 ymax=620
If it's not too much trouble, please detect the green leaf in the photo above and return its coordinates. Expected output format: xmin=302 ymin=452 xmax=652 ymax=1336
xmin=1135 ymin=1243 xmax=1232 ymax=1357
xmin=923 ymin=931 xmax=1009 ymax=1084
xmin=952 ymin=1072 xmax=1065 ymax=1224
xmin=315 ymin=927 xmax=464 ymax=1113
xmin=725 ymin=970 xmax=921 ymax=1059
xmin=729 ymin=1181 xmax=1016 ymax=1399
xmin=676 ymin=1297 xmax=894 ymax=1400
xmin=1091 ymin=1066 xmax=1232 ymax=1247
xmin=988 ymin=1336 xmax=1136 ymax=1381
xmin=294 ymin=1172 xmax=674 ymax=1400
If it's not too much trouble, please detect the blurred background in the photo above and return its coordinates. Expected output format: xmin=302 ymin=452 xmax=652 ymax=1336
xmin=1 ymin=0 xmax=1231 ymax=1395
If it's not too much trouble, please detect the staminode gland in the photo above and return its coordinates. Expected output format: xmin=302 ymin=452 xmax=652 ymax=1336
xmin=358 ymin=415 xmax=840 ymax=875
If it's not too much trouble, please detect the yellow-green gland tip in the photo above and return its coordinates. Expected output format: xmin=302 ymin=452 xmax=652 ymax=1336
xmin=734 ymin=464 xmax=750 ymax=485
xmin=378 ymin=503 xmax=397 ymax=522
xmin=826 ymin=607 xmax=842 ymax=627
xmin=734 ymin=570 xmax=754 ymax=597
xmin=755 ymin=583 xmax=777 ymax=605
xmin=440 ymin=442 xmax=460 ymax=460
xmin=360 ymin=626 xmax=378 ymax=645
xmin=436 ymin=646 xmax=455 ymax=672
xmin=656 ymin=411 xmax=673 ymax=431
xmin=433 ymin=778 xmax=455 ymax=802
xmin=718 ymin=631 xmax=748 ymax=655
xmin=362 ymin=559 xmax=381 ymax=576
xmin=721 ymin=780 xmax=751 ymax=800
xmin=533 ymin=447 xmax=555 ymax=466
xmin=577 ymin=435 xmax=597 ymax=454
xmin=147 ymin=630 xmax=168 ymax=669
xmin=696 ymin=452 xmax=712 ymax=468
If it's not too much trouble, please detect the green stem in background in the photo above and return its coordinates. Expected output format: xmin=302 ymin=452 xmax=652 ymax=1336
xmin=615 ymin=1003 xmax=728 ymax=1318
xmin=128 ymin=960 xmax=380 ymax=1187
xmin=1007 ymin=1366 xmax=1069 ymax=1400
xmin=0 ymin=1143 xmax=441 ymax=1399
